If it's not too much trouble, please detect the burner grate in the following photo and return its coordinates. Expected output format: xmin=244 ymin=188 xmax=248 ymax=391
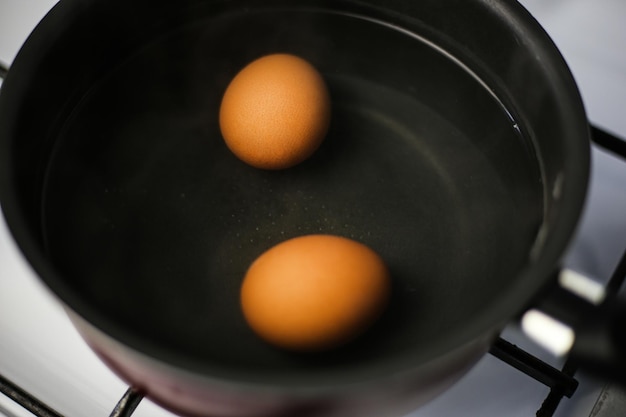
xmin=0 ymin=372 xmax=64 ymax=417
xmin=110 ymin=388 xmax=144 ymax=417
xmin=0 ymin=374 xmax=142 ymax=417
xmin=0 ymin=341 xmax=588 ymax=417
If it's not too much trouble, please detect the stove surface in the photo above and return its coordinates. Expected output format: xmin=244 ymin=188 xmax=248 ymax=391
xmin=1 ymin=1 xmax=625 ymax=416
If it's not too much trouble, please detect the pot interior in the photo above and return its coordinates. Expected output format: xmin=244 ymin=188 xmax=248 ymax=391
xmin=34 ymin=5 xmax=543 ymax=383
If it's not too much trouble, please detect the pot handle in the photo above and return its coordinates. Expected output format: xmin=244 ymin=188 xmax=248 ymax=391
xmin=522 ymin=266 xmax=626 ymax=384
xmin=522 ymin=124 xmax=626 ymax=383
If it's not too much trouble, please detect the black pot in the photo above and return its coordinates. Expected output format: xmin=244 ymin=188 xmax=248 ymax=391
xmin=0 ymin=1 xmax=612 ymax=416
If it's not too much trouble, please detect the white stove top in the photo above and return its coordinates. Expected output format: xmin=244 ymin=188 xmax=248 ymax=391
xmin=1 ymin=1 xmax=625 ymax=416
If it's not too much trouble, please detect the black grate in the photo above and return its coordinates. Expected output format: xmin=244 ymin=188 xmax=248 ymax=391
xmin=0 ymin=372 xmax=65 ymax=417
xmin=110 ymin=388 xmax=144 ymax=417
xmin=0 ymin=375 xmax=143 ymax=417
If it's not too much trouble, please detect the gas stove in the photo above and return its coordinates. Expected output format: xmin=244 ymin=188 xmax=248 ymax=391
xmin=1 ymin=1 xmax=626 ymax=416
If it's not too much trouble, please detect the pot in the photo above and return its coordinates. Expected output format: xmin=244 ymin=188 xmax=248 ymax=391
xmin=0 ymin=0 xmax=619 ymax=416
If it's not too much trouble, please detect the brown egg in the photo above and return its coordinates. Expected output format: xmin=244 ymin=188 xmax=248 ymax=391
xmin=240 ymin=235 xmax=391 ymax=352
xmin=219 ymin=54 xmax=331 ymax=170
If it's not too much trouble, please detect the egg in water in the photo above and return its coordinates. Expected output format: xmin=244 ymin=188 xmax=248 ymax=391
xmin=219 ymin=54 xmax=331 ymax=170
xmin=240 ymin=234 xmax=391 ymax=352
